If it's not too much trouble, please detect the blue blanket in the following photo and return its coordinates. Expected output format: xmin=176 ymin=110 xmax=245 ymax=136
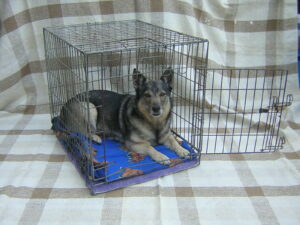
xmin=52 ymin=117 xmax=194 ymax=182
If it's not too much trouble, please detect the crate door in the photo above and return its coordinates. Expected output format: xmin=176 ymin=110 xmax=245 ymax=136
xmin=202 ymin=69 xmax=292 ymax=154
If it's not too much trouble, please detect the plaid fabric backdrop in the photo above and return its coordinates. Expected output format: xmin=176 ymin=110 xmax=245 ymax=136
xmin=1 ymin=0 xmax=300 ymax=224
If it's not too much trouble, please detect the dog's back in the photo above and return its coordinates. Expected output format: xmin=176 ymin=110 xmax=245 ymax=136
xmin=89 ymin=90 xmax=130 ymax=141
xmin=60 ymin=90 xmax=130 ymax=142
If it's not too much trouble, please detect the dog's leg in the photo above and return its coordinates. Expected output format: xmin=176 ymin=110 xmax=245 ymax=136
xmin=127 ymin=142 xmax=171 ymax=165
xmin=91 ymin=134 xmax=101 ymax=144
xmin=88 ymin=104 xmax=102 ymax=144
xmin=160 ymin=133 xmax=190 ymax=159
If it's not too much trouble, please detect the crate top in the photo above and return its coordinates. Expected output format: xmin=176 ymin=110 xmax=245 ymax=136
xmin=44 ymin=20 xmax=208 ymax=54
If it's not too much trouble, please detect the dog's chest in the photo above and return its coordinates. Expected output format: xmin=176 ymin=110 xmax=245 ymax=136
xmin=130 ymin=118 xmax=169 ymax=145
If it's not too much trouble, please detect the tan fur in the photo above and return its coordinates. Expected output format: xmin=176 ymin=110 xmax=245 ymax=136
xmin=137 ymin=96 xmax=171 ymax=127
xmin=159 ymin=133 xmax=190 ymax=158
xmin=126 ymin=141 xmax=171 ymax=165
xmin=127 ymin=96 xmax=189 ymax=164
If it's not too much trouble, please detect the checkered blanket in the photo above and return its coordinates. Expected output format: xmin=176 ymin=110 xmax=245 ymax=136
xmin=1 ymin=1 xmax=299 ymax=224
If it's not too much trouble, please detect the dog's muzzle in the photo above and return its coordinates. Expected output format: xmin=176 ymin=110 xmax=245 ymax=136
xmin=151 ymin=105 xmax=161 ymax=117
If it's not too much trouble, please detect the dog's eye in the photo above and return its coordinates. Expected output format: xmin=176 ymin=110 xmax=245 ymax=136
xmin=144 ymin=93 xmax=151 ymax=98
xmin=159 ymin=93 xmax=166 ymax=97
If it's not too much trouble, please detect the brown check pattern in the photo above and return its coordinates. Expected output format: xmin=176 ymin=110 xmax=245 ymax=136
xmin=0 ymin=0 xmax=300 ymax=224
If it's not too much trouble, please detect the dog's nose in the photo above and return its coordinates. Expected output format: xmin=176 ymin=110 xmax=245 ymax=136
xmin=152 ymin=105 xmax=161 ymax=113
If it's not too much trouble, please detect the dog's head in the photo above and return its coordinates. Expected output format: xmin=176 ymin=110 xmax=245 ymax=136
xmin=133 ymin=68 xmax=173 ymax=118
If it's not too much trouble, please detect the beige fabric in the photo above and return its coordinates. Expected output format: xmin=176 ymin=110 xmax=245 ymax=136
xmin=0 ymin=0 xmax=299 ymax=224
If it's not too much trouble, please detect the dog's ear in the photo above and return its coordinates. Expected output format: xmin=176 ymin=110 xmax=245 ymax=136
xmin=161 ymin=67 xmax=173 ymax=90
xmin=133 ymin=69 xmax=146 ymax=89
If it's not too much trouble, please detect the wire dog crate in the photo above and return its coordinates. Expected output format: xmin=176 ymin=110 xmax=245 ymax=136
xmin=44 ymin=20 xmax=291 ymax=194
xmin=44 ymin=20 xmax=209 ymax=193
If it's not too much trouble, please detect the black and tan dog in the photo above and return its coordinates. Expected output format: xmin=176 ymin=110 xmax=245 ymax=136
xmin=60 ymin=68 xmax=190 ymax=165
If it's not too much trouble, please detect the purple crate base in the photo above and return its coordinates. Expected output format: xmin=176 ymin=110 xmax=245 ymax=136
xmin=57 ymin=138 xmax=200 ymax=194
xmin=89 ymin=159 xmax=200 ymax=194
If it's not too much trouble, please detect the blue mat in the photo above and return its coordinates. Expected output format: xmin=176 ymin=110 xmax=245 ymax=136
xmin=52 ymin=117 xmax=194 ymax=182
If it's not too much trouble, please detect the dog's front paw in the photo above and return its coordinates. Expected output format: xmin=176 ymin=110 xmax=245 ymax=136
xmin=92 ymin=134 xmax=102 ymax=144
xmin=176 ymin=147 xmax=190 ymax=159
xmin=152 ymin=152 xmax=171 ymax=165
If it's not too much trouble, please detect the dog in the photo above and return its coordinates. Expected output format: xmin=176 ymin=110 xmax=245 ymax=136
xmin=60 ymin=68 xmax=190 ymax=165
